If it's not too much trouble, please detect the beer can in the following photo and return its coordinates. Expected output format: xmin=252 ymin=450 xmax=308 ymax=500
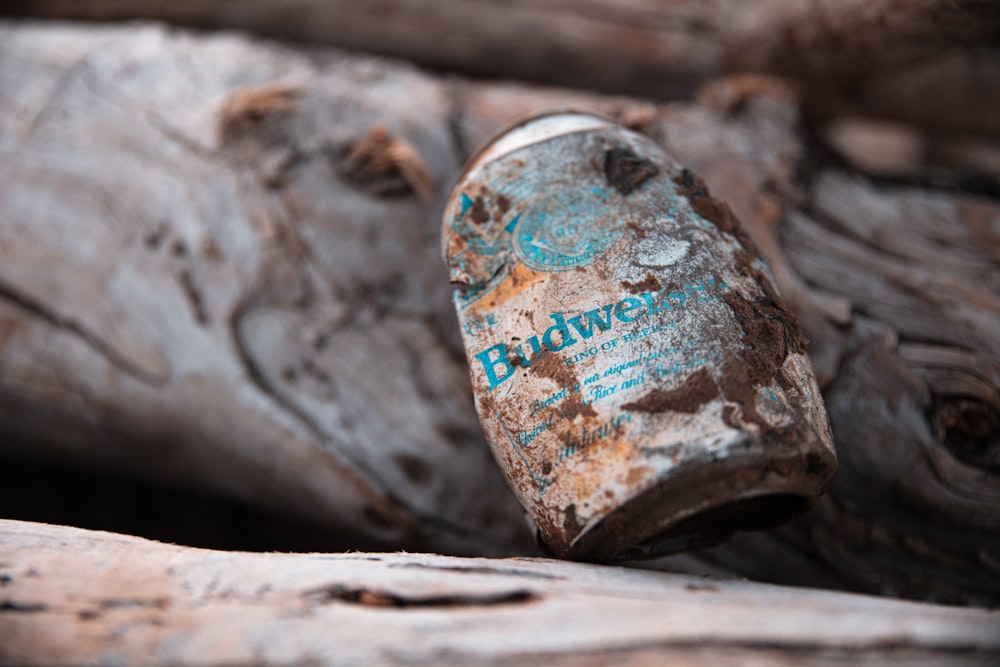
xmin=442 ymin=112 xmax=836 ymax=561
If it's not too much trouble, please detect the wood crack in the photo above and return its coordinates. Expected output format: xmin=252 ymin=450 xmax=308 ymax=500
xmin=302 ymin=583 xmax=537 ymax=608
xmin=0 ymin=279 xmax=166 ymax=386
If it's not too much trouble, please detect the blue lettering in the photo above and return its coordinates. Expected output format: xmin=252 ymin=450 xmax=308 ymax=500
xmin=471 ymin=277 xmax=727 ymax=392
xmin=568 ymin=304 xmax=615 ymax=339
xmin=542 ymin=313 xmax=577 ymax=351
xmin=476 ymin=344 xmax=516 ymax=390
xmin=614 ymin=297 xmax=644 ymax=322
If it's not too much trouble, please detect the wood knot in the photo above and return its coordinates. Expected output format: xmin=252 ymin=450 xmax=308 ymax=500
xmin=217 ymin=83 xmax=303 ymax=140
xmin=341 ymin=124 xmax=435 ymax=202
xmin=932 ymin=398 xmax=1000 ymax=470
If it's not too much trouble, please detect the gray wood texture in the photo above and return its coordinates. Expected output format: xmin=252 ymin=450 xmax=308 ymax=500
xmin=2 ymin=519 xmax=999 ymax=666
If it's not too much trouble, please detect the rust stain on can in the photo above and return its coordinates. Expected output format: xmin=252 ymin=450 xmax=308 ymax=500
xmin=442 ymin=112 xmax=837 ymax=562
xmin=622 ymin=367 xmax=718 ymax=414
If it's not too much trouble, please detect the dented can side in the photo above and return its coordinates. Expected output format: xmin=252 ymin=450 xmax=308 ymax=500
xmin=443 ymin=112 xmax=837 ymax=561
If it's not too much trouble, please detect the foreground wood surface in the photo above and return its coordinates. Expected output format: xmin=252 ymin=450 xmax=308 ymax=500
xmin=1 ymin=520 xmax=998 ymax=666
xmin=0 ymin=21 xmax=998 ymax=606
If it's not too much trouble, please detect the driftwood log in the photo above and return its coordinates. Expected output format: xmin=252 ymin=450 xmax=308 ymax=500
xmin=2 ymin=519 xmax=1000 ymax=666
xmin=0 ymin=20 xmax=999 ymax=608
xmin=8 ymin=0 xmax=1000 ymax=142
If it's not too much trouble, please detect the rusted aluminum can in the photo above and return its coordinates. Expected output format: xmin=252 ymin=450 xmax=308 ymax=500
xmin=442 ymin=112 xmax=836 ymax=561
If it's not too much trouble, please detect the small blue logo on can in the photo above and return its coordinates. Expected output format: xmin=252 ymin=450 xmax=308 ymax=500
xmin=514 ymin=186 xmax=621 ymax=271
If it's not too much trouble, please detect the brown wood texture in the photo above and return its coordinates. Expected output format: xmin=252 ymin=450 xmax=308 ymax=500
xmin=7 ymin=0 xmax=1000 ymax=139
xmin=0 ymin=21 xmax=998 ymax=606
xmin=2 ymin=519 xmax=999 ymax=666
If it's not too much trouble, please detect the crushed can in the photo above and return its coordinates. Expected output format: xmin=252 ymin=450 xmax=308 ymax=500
xmin=442 ymin=112 xmax=837 ymax=561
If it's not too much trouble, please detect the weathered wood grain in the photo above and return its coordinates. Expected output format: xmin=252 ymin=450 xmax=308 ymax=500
xmin=1 ymin=519 xmax=999 ymax=666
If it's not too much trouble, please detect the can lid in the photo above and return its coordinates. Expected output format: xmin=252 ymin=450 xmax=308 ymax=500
xmin=470 ymin=112 xmax=617 ymax=170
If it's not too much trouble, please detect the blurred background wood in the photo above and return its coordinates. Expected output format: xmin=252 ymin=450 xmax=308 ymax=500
xmin=8 ymin=0 xmax=1000 ymax=144
xmin=3 ymin=519 xmax=999 ymax=666
xmin=0 ymin=17 xmax=997 ymax=609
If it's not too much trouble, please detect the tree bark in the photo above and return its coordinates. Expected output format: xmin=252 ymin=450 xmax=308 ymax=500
xmin=0 ymin=22 xmax=998 ymax=605
xmin=7 ymin=0 xmax=1000 ymax=138
xmin=2 ymin=519 xmax=999 ymax=666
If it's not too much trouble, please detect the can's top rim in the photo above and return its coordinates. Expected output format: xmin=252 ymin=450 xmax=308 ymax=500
xmin=468 ymin=111 xmax=618 ymax=169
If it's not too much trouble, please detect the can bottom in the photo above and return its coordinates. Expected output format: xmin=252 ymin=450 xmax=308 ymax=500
xmin=554 ymin=448 xmax=830 ymax=562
